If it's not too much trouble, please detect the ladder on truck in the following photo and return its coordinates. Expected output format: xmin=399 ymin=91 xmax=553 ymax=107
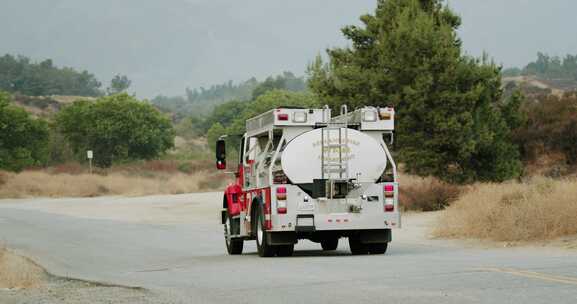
xmin=321 ymin=105 xmax=350 ymax=199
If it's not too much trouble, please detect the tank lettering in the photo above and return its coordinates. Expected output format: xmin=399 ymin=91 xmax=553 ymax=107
xmin=312 ymin=138 xmax=360 ymax=147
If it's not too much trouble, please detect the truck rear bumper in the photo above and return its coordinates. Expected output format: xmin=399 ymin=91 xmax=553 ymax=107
xmin=271 ymin=212 xmax=401 ymax=232
xmin=267 ymin=229 xmax=392 ymax=245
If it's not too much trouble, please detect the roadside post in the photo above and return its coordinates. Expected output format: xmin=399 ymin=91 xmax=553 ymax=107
xmin=87 ymin=150 xmax=93 ymax=174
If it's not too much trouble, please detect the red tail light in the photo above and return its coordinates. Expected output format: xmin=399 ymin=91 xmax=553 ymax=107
xmin=216 ymin=161 xmax=226 ymax=170
xmin=276 ymin=187 xmax=287 ymax=200
xmin=384 ymin=184 xmax=395 ymax=212
xmin=276 ymin=187 xmax=287 ymax=214
xmin=277 ymin=113 xmax=289 ymax=121
xmin=384 ymin=184 xmax=394 ymax=197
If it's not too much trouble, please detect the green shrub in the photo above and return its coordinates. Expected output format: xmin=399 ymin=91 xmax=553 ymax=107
xmin=514 ymin=92 xmax=577 ymax=167
xmin=0 ymin=92 xmax=50 ymax=171
xmin=177 ymin=162 xmax=194 ymax=174
xmin=56 ymin=94 xmax=175 ymax=167
xmin=561 ymin=120 xmax=577 ymax=164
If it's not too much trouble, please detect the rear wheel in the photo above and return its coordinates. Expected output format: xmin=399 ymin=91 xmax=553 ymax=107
xmin=367 ymin=243 xmax=388 ymax=255
xmin=255 ymin=205 xmax=276 ymax=257
xmin=321 ymin=238 xmax=339 ymax=251
xmin=348 ymin=236 xmax=369 ymax=255
xmin=224 ymin=210 xmax=243 ymax=255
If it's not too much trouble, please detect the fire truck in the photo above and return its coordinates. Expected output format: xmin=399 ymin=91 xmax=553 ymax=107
xmin=216 ymin=105 xmax=400 ymax=257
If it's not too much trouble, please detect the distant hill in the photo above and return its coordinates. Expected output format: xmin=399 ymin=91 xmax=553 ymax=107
xmin=9 ymin=94 xmax=95 ymax=117
xmin=151 ymin=72 xmax=307 ymax=120
xmin=503 ymin=76 xmax=568 ymax=97
xmin=0 ymin=54 xmax=103 ymax=97
xmin=503 ymin=53 xmax=577 ymax=93
xmin=152 ymin=78 xmax=257 ymax=121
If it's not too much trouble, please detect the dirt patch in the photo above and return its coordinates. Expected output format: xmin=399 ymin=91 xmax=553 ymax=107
xmin=0 ymin=280 xmax=157 ymax=304
xmin=434 ymin=177 xmax=577 ymax=242
xmin=0 ymin=246 xmax=167 ymax=303
xmin=0 ymin=245 xmax=47 ymax=289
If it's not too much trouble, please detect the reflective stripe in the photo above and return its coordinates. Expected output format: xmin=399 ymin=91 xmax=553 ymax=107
xmin=265 ymin=214 xmax=271 ymax=221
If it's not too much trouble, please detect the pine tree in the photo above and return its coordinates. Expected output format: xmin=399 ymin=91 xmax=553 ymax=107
xmin=308 ymin=0 xmax=521 ymax=183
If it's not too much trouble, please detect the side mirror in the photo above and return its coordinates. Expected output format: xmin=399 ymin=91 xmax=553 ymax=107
xmin=216 ymin=138 xmax=226 ymax=170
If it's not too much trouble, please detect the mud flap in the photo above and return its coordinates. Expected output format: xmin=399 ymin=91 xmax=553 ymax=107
xmin=359 ymin=229 xmax=391 ymax=244
xmin=267 ymin=232 xmax=297 ymax=245
xmin=220 ymin=209 xmax=227 ymax=224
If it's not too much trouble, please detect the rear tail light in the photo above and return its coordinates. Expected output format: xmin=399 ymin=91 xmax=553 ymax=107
xmin=276 ymin=187 xmax=287 ymax=200
xmin=384 ymin=184 xmax=394 ymax=197
xmin=277 ymin=203 xmax=287 ymax=214
xmin=384 ymin=184 xmax=395 ymax=212
xmin=384 ymin=203 xmax=395 ymax=212
xmin=276 ymin=187 xmax=287 ymax=214
xmin=216 ymin=160 xmax=226 ymax=170
xmin=277 ymin=113 xmax=289 ymax=121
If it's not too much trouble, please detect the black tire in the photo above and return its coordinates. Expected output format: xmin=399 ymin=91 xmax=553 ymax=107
xmin=348 ymin=236 xmax=369 ymax=255
xmin=367 ymin=243 xmax=388 ymax=255
xmin=255 ymin=205 xmax=276 ymax=257
xmin=321 ymin=238 xmax=339 ymax=251
xmin=276 ymin=245 xmax=294 ymax=257
xmin=224 ymin=210 xmax=243 ymax=255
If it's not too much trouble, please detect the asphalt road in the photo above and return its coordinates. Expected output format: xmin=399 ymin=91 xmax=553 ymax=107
xmin=1 ymin=193 xmax=577 ymax=303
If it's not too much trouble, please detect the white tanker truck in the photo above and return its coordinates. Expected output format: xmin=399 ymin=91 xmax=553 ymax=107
xmin=216 ymin=105 xmax=400 ymax=257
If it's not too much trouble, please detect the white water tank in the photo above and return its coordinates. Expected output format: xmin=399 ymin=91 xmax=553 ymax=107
xmin=281 ymin=128 xmax=387 ymax=184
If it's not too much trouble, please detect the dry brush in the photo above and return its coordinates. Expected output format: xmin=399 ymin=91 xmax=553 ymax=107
xmin=434 ymin=177 xmax=577 ymax=242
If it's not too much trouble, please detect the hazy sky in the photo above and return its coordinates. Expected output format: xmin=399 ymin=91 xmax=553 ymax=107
xmin=1 ymin=0 xmax=576 ymax=98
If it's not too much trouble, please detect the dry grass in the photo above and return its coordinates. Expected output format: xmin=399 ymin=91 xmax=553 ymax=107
xmin=0 ymin=170 xmax=8 ymax=186
xmin=0 ymin=170 xmax=229 ymax=199
xmin=0 ymin=157 xmax=229 ymax=198
xmin=398 ymin=173 xmax=462 ymax=212
xmin=434 ymin=177 xmax=577 ymax=242
xmin=0 ymin=245 xmax=47 ymax=289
